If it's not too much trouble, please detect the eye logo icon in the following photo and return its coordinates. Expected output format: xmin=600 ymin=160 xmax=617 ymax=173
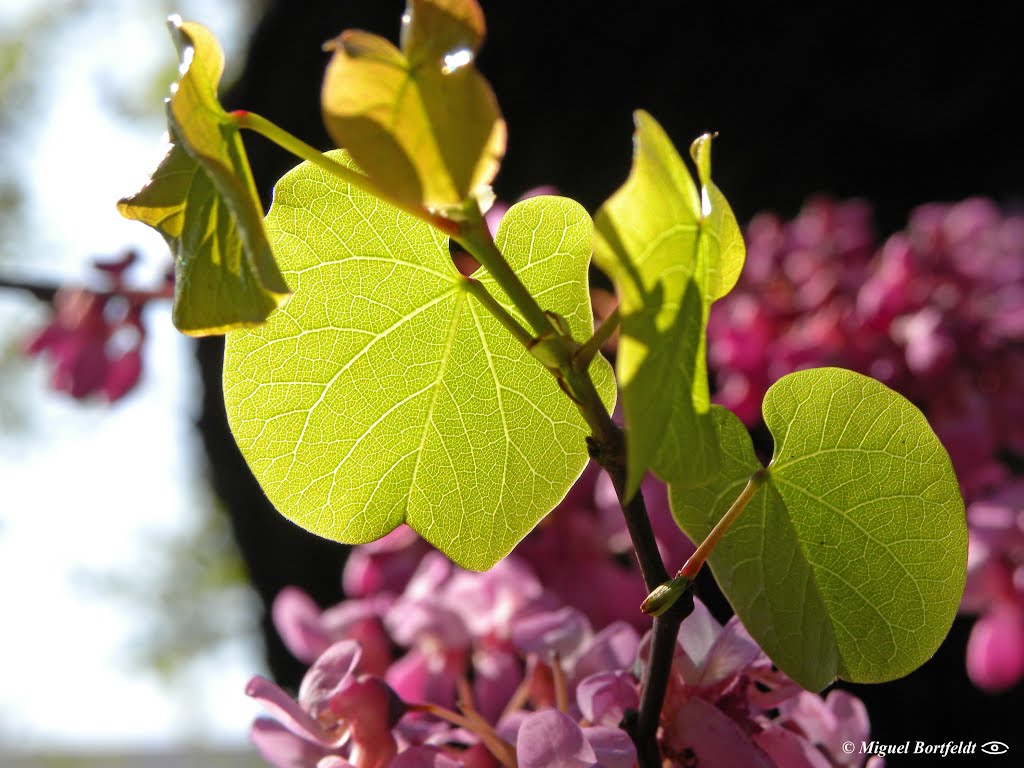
xmin=980 ymin=741 xmax=1009 ymax=755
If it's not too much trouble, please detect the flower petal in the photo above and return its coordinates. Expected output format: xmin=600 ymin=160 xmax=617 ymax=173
xmin=582 ymin=726 xmax=636 ymax=768
xmin=967 ymin=601 xmax=1024 ymax=692
xmin=516 ymin=709 xmax=597 ymax=768
xmin=576 ymin=671 xmax=638 ymax=728
xmin=247 ymin=677 xmax=332 ymax=746
xmin=273 ymin=587 xmax=332 ymax=664
xmin=663 ymin=698 xmax=774 ymax=768
xmin=298 ymin=640 xmax=363 ymax=716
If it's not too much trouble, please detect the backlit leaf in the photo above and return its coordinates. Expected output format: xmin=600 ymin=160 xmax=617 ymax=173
xmin=117 ymin=18 xmax=289 ymax=335
xmin=223 ymin=152 xmax=613 ymax=570
xmin=670 ymin=368 xmax=967 ymax=690
xmin=321 ymin=0 xmax=505 ymax=215
xmin=594 ymin=111 xmax=744 ymax=497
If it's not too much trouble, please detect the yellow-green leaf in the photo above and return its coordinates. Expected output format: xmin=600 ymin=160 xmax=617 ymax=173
xmin=223 ymin=152 xmax=613 ymax=570
xmin=321 ymin=0 xmax=505 ymax=214
xmin=670 ymin=370 xmax=967 ymax=690
xmin=117 ymin=18 xmax=289 ymax=335
xmin=594 ymin=111 xmax=745 ymax=497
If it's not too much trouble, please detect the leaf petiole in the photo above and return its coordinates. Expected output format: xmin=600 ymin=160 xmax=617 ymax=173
xmin=453 ymin=204 xmax=564 ymax=342
xmin=228 ymin=109 xmax=460 ymax=237
xmin=234 ymin=107 xmax=574 ymax=367
xmin=575 ymin=304 xmax=620 ymax=368
xmin=640 ymin=468 xmax=765 ymax=617
xmin=679 ymin=467 xmax=767 ymax=580
xmin=462 ymin=276 xmax=534 ymax=348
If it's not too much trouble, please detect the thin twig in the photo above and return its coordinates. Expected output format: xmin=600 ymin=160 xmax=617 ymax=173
xmin=0 ymin=275 xmax=173 ymax=306
xmin=411 ymin=702 xmax=517 ymax=768
xmin=552 ymin=652 xmax=570 ymax=714
xmin=0 ymin=275 xmax=59 ymax=302
xmin=577 ymin=395 xmax=693 ymax=768
xmin=457 ymin=677 xmax=477 ymax=714
xmin=499 ymin=674 xmax=532 ymax=722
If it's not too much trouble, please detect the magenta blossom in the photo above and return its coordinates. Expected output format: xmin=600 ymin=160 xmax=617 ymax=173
xmin=962 ymin=481 xmax=1024 ymax=691
xmin=653 ymin=600 xmax=881 ymax=768
xmin=512 ymin=709 xmax=636 ymax=768
xmin=247 ymin=640 xmax=405 ymax=768
xmin=258 ymin=463 xmax=882 ymax=767
xmin=24 ymin=249 xmax=169 ymax=403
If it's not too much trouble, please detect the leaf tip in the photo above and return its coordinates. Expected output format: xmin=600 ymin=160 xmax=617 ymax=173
xmin=166 ymin=14 xmax=192 ymax=60
xmin=622 ymin=467 xmax=644 ymax=506
xmin=689 ymin=132 xmax=716 ymax=190
xmin=631 ymin=108 xmax=653 ymax=128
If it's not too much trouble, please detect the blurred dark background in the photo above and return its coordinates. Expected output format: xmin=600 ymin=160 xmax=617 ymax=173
xmin=209 ymin=0 xmax=1023 ymax=757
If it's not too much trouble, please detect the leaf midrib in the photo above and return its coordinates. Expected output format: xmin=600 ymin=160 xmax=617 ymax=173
xmin=408 ymin=288 xmax=467 ymax=514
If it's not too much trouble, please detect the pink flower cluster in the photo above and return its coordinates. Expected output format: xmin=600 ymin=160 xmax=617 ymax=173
xmin=962 ymin=481 xmax=1024 ymax=692
xmin=248 ymin=468 xmax=882 ymax=767
xmin=706 ymin=197 xmax=1024 ymax=691
xmin=24 ymin=250 xmax=171 ymax=402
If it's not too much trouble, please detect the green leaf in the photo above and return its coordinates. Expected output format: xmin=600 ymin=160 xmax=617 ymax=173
xmin=670 ymin=368 xmax=967 ymax=690
xmin=117 ymin=18 xmax=290 ymax=336
xmin=321 ymin=0 xmax=505 ymax=215
xmin=689 ymin=134 xmax=745 ymax=299
xmin=223 ymin=152 xmax=614 ymax=570
xmin=594 ymin=111 xmax=744 ymax=497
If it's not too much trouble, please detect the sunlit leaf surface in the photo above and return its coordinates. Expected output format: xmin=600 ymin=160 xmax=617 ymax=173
xmin=320 ymin=0 xmax=505 ymax=215
xmin=670 ymin=368 xmax=966 ymax=690
xmin=223 ymin=152 xmax=613 ymax=570
xmin=117 ymin=18 xmax=289 ymax=335
xmin=594 ymin=111 xmax=744 ymax=496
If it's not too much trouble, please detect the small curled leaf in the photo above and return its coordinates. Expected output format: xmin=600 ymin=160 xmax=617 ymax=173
xmin=117 ymin=18 xmax=290 ymax=336
xmin=321 ymin=0 xmax=505 ymax=215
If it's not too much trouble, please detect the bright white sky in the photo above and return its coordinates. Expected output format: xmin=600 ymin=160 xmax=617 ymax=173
xmin=0 ymin=0 xmax=271 ymax=751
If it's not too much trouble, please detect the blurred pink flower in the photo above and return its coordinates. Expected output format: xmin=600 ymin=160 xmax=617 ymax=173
xmin=247 ymin=640 xmax=405 ymax=768
xmin=24 ymin=250 xmax=167 ymax=403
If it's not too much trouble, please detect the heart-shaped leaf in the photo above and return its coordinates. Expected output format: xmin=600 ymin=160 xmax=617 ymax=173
xmin=594 ymin=111 xmax=744 ymax=497
xmin=117 ymin=18 xmax=290 ymax=336
xmin=670 ymin=368 xmax=967 ymax=690
xmin=321 ymin=0 xmax=505 ymax=215
xmin=223 ymin=152 xmax=613 ymax=570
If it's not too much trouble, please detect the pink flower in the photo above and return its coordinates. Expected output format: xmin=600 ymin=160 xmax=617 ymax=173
xmin=271 ymin=587 xmax=394 ymax=676
xmin=247 ymin=640 xmax=405 ymax=768
xmin=252 ymin=478 xmax=883 ymax=767
xmin=775 ymin=690 xmax=878 ymax=767
xmin=966 ymin=601 xmax=1024 ymax=692
xmin=514 ymin=709 xmax=637 ymax=768
xmin=343 ymin=525 xmax=431 ymax=598
xmin=962 ymin=481 xmax=1024 ymax=690
xmin=24 ymin=250 xmax=161 ymax=403
xmin=26 ymin=288 xmax=113 ymax=399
